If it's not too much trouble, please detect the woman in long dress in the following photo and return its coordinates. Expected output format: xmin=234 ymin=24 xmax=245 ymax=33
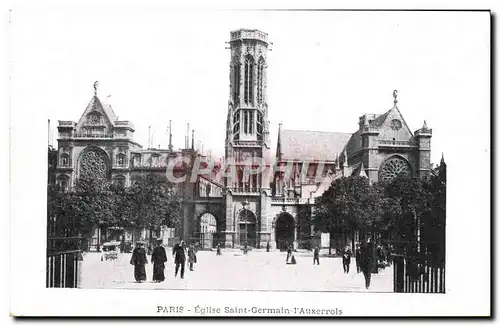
xmin=130 ymin=242 xmax=148 ymax=283
xmin=151 ymin=241 xmax=168 ymax=282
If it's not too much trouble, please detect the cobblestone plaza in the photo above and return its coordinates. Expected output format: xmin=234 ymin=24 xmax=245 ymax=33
xmin=79 ymin=250 xmax=393 ymax=292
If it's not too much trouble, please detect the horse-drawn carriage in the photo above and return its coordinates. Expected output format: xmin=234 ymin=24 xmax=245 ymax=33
xmin=101 ymin=241 xmax=121 ymax=261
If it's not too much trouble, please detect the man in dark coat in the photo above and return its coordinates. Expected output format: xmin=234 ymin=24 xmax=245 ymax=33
xmin=188 ymin=244 xmax=197 ymax=271
xmin=286 ymin=244 xmax=293 ymax=263
xmin=172 ymin=240 xmax=186 ymax=279
xmin=359 ymin=238 xmax=376 ymax=289
xmin=266 ymin=241 xmax=270 ymax=252
xmin=216 ymin=243 xmax=222 ymax=256
xmin=130 ymin=242 xmax=148 ymax=283
xmin=151 ymin=240 xmax=167 ymax=282
xmin=355 ymin=244 xmax=362 ymax=273
xmin=342 ymin=245 xmax=352 ymax=274
xmin=313 ymin=246 xmax=320 ymax=265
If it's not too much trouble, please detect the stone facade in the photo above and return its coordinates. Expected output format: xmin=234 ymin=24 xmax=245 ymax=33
xmin=52 ymin=28 xmax=433 ymax=251
xmin=223 ymin=29 xmax=273 ymax=249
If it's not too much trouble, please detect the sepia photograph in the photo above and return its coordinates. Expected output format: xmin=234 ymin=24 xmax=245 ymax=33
xmin=8 ymin=3 xmax=490 ymax=317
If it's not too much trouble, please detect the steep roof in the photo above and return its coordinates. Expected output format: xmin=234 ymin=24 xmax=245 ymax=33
xmin=278 ymin=129 xmax=351 ymax=162
xmin=76 ymin=95 xmax=117 ymax=131
xmin=100 ymin=100 xmax=117 ymax=123
xmin=342 ymin=104 xmax=414 ymax=161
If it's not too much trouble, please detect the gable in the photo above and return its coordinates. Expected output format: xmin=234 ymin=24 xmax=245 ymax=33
xmin=75 ymin=96 xmax=116 ymax=135
xmin=376 ymin=107 xmax=413 ymax=141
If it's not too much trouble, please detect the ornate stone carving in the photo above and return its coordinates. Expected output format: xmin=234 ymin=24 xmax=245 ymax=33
xmin=380 ymin=156 xmax=410 ymax=183
xmin=390 ymin=119 xmax=402 ymax=130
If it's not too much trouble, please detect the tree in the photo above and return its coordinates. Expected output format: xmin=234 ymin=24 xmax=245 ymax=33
xmin=312 ymin=176 xmax=384 ymax=251
xmin=122 ymin=173 xmax=182 ymax=247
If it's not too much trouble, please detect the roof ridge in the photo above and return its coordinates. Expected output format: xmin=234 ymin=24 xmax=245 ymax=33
xmin=282 ymin=129 xmax=352 ymax=135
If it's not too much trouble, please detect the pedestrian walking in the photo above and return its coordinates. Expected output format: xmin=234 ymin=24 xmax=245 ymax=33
xmin=130 ymin=241 xmax=148 ymax=283
xmin=151 ymin=240 xmax=167 ymax=283
xmin=355 ymin=244 xmax=362 ymax=273
xmin=188 ymin=243 xmax=197 ymax=271
xmin=216 ymin=243 xmax=222 ymax=256
xmin=243 ymin=241 xmax=248 ymax=254
xmin=286 ymin=244 xmax=293 ymax=263
xmin=342 ymin=245 xmax=352 ymax=274
xmin=266 ymin=241 xmax=270 ymax=252
xmin=313 ymin=246 xmax=320 ymax=265
xmin=359 ymin=238 xmax=376 ymax=289
xmin=172 ymin=240 xmax=186 ymax=279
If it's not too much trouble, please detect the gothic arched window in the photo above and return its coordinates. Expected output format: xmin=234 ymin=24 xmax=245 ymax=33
xmin=244 ymin=55 xmax=254 ymax=105
xmin=133 ymin=154 xmax=141 ymax=167
xmin=257 ymin=57 xmax=265 ymax=104
xmin=116 ymin=153 xmax=125 ymax=166
xmin=60 ymin=153 xmax=70 ymax=166
xmin=233 ymin=62 xmax=240 ymax=103
xmin=379 ymin=156 xmax=411 ymax=183
xmin=58 ymin=175 xmax=70 ymax=191
xmin=256 ymin=112 xmax=263 ymax=140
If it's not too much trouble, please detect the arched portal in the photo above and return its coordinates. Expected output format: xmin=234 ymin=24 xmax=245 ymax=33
xmin=275 ymin=213 xmax=295 ymax=251
xmin=199 ymin=212 xmax=217 ymax=249
xmin=238 ymin=209 xmax=257 ymax=247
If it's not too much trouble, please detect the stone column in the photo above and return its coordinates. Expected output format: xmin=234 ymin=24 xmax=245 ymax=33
xmin=293 ymin=220 xmax=299 ymax=250
xmin=223 ymin=191 xmax=235 ymax=248
xmin=253 ymin=60 xmax=258 ymax=106
xmin=269 ymin=215 xmax=276 ymax=249
xmin=258 ymin=191 xmax=271 ymax=248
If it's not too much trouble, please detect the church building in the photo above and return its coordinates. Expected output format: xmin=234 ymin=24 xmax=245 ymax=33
xmin=51 ymin=28 xmax=434 ymax=251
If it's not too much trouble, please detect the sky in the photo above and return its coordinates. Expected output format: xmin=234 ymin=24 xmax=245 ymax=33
xmin=11 ymin=8 xmax=489 ymax=165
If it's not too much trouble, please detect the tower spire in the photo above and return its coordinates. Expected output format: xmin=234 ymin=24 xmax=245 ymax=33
xmin=148 ymin=125 xmax=151 ymax=149
xmin=168 ymin=120 xmax=173 ymax=151
xmin=191 ymin=129 xmax=195 ymax=150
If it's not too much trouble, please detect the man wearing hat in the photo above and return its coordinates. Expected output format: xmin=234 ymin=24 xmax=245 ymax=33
xmin=151 ymin=239 xmax=168 ymax=282
xmin=172 ymin=240 xmax=186 ymax=279
xmin=130 ymin=241 xmax=148 ymax=283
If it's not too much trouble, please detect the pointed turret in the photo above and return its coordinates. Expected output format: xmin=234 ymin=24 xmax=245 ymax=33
xmin=359 ymin=162 xmax=368 ymax=179
xmin=168 ymin=120 xmax=173 ymax=151
xmin=342 ymin=147 xmax=349 ymax=176
xmin=191 ymin=129 xmax=195 ymax=150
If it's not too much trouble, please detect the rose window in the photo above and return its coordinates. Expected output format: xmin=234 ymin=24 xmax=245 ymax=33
xmin=380 ymin=157 xmax=410 ymax=183
xmin=390 ymin=119 xmax=402 ymax=130
xmin=79 ymin=148 xmax=109 ymax=180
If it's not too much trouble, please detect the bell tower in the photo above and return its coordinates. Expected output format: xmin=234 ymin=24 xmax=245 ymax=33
xmin=224 ymin=29 xmax=272 ymax=249
xmin=225 ymin=29 xmax=271 ymax=189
